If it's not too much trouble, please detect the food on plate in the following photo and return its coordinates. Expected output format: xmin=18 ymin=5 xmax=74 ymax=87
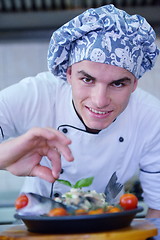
xmin=74 ymin=208 xmax=88 ymax=215
xmin=15 ymin=177 xmax=94 ymax=216
xmin=54 ymin=188 xmax=125 ymax=215
xmin=15 ymin=194 xmax=28 ymax=209
xmin=15 ymin=192 xmax=74 ymax=216
xmin=56 ymin=176 xmax=94 ymax=189
xmin=15 ymin=189 xmax=138 ymax=217
xmin=55 ymin=188 xmax=107 ymax=211
xmin=119 ymin=193 xmax=138 ymax=210
xmin=106 ymin=206 xmax=122 ymax=213
xmin=48 ymin=207 xmax=68 ymax=217
xmin=15 ymin=177 xmax=138 ymax=217
xmin=88 ymin=208 xmax=105 ymax=215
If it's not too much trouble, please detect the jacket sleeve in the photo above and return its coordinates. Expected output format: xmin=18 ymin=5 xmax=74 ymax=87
xmin=139 ymin=111 xmax=160 ymax=210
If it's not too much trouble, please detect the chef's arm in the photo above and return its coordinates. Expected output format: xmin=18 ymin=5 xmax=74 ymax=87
xmin=0 ymin=127 xmax=73 ymax=182
xmin=146 ymin=208 xmax=160 ymax=218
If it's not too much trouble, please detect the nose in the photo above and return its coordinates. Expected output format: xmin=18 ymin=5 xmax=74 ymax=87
xmin=91 ymin=85 xmax=111 ymax=108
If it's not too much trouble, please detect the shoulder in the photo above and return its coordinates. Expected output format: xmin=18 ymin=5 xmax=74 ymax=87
xmin=129 ymin=88 xmax=160 ymax=134
xmin=131 ymin=88 xmax=160 ymax=108
xmin=0 ymin=71 xmax=68 ymax=102
xmin=129 ymin=88 xmax=160 ymax=115
xmin=0 ymin=72 xmax=70 ymax=123
xmin=19 ymin=71 xmax=66 ymax=91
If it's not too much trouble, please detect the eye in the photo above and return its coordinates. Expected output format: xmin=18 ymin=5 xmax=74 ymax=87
xmin=82 ymin=77 xmax=93 ymax=84
xmin=112 ymin=81 xmax=125 ymax=88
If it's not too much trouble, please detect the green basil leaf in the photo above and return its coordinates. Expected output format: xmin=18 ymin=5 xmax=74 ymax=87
xmin=73 ymin=177 xmax=94 ymax=188
xmin=56 ymin=179 xmax=72 ymax=187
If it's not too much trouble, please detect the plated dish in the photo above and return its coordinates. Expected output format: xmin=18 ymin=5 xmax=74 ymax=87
xmin=14 ymin=178 xmax=143 ymax=233
xmin=15 ymin=206 xmax=143 ymax=233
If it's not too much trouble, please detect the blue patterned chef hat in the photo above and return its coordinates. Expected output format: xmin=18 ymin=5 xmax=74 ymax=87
xmin=48 ymin=4 xmax=159 ymax=80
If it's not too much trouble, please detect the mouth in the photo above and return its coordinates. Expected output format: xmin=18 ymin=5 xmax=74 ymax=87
xmin=88 ymin=107 xmax=112 ymax=115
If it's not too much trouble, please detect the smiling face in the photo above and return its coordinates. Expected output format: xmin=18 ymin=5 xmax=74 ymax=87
xmin=66 ymin=60 xmax=138 ymax=132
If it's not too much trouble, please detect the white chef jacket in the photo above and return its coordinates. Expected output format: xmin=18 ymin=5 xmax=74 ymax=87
xmin=0 ymin=72 xmax=160 ymax=209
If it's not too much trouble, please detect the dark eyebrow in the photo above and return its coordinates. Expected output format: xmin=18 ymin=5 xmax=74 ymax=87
xmin=77 ymin=70 xmax=96 ymax=81
xmin=111 ymin=77 xmax=132 ymax=84
xmin=78 ymin=70 xmax=132 ymax=84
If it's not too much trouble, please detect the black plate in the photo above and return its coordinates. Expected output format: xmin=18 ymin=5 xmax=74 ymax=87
xmin=15 ymin=206 xmax=143 ymax=233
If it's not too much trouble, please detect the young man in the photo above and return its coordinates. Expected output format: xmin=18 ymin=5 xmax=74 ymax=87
xmin=0 ymin=5 xmax=159 ymax=217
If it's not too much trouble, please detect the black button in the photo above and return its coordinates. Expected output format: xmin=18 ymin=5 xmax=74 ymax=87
xmin=62 ymin=128 xmax=68 ymax=134
xmin=60 ymin=168 xmax=64 ymax=174
xmin=119 ymin=137 xmax=124 ymax=142
xmin=54 ymin=192 xmax=60 ymax=197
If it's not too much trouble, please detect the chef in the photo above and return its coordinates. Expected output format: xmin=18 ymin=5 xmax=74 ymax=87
xmin=0 ymin=5 xmax=160 ymax=217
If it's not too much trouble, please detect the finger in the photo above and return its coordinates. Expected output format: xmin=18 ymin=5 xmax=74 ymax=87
xmin=30 ymin=165 xmax=56 ymax=183
xmin=31 ymin=128 xmax=74 ymax=161
xmin=58 ymin=145 xmax=74 ymax=162
xmin=46 ymin=129 xmax=74 ymax=161
xmin=38 ymin=127 xmax=72 ymax=145
xmin=26 ymin=127 xmax=72 ymax=149
xmin=47 ymin=139 xmax=74 ymax=162
xmin=47 ymin=148 xmax=62 ymax=179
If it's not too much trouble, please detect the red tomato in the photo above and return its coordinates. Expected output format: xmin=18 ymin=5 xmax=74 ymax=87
xmin=107 ymin=206 xmax=122 ymax=213
xmin=88 ymin=208 xmax=104 ymax=215
xmin=75 ymin=209 xmax=88 ymax=215
xmin=120 ymin=193 xmax=138 ymax=210
xmin=15 ymin=195 xmax=28 ymax=209
xmin=48 ymin=208 xmax=68 ymax=216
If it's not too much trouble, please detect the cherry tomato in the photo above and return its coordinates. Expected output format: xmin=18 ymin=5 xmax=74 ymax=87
xmin=107 ymin=206 xmax=122 ymax=213
xmin=88 ymin=208 xmax=104 ymax=215
xmin=15 ymin=195 xmax=28 ymax=209
xmin=75 ymin=209 xmax=87 ymax=215
xmin=120 ymin=193 xmax=138 ymax=210
xmin=48 ymin=208 xmax=68 ymax=216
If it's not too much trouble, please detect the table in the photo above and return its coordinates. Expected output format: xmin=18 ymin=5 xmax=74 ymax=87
xmin=0 ymin=219 xmax=158 ymax=240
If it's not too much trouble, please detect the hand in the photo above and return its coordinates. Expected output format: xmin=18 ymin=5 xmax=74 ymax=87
xmin=0 ymin=127 xmax=74 ymax=182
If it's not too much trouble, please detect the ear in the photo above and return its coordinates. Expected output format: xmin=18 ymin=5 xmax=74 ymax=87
xmin=132 ymin=78 xmax=138 ymax=92
xmin=66 ymin=66 xmax=72 ymax=84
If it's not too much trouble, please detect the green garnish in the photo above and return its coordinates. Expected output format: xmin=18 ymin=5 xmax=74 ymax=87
xmin=56 ymin=179 xmax=72 ymax=187
xmin=56 ymin=177 xmax=94 ymax=189
xmin=73 ymin=177 xmax=94 ymax=188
